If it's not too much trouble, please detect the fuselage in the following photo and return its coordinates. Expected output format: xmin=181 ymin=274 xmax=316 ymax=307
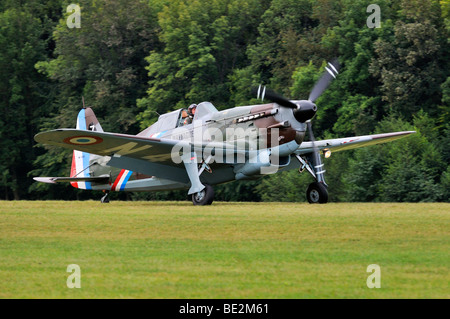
xmin=76 ymin=101 xmax=308 ymax=192
xmin=140 ymin=102 xmax=306 ymax=148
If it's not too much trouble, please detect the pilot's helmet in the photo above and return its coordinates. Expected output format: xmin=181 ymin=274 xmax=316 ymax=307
xmin=188 ymin=104 xmax=197 ymax=115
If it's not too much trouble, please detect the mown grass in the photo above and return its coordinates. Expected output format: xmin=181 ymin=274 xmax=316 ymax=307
xmin=0 ymin=201 xmax=448 ymax=298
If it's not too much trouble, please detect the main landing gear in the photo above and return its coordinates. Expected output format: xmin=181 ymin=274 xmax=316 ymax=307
xmin=296 ymin=154 xmax=329 ymax=204
xmin=183 ymin=152 xmax=215 ymax=206
xmin=295 ymin=120 xmax=330 ymax=204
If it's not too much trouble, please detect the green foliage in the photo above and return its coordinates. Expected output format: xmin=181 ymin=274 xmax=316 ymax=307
xmin=441 ymin=166 xmax=450 ymax=202
xmin=438 ymin=76 xmax=450 ymax=127
xmin=314 ymin=1 xmax=393 ymax=137
xmin=333 ymin=95 xmax=378 ymax=135
xmin=0 ymin=0 xmax=448 ymax=202
xmin=256 ymin=170 xmax=312 ymax=202
xmin=36 ymin=0 xmax=161 ymax=133
xmin=343 ymin=113 xmax=447 ymax=202
xmin=30 ymin=0 xmax=162 ymax=199
xmin=138 ymin=0 xmax=266 ymax=128
xmin=290 ymin=61 xmax=321 ymax=99
xmin=215 ymin=180 xmax=262 ymax=202
xmin=0 ymin=4 xmax=58 ymax=199
xmin=228 ymin=66 xmax=260 ymax=106
xmin=246 ymin=0 xmax=335 ymax=94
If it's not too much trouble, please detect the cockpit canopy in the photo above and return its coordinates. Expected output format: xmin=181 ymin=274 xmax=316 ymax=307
xmin=141 ymin=102 xmax=218 ymax=137
xmin=193 ymin=102 xmax=218 ymax=121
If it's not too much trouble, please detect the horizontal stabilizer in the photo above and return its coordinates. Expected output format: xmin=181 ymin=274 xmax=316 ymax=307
xmin=34 ymin=176 xmax=110 ymax=184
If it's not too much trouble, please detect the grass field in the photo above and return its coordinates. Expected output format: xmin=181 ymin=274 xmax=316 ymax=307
xmin=0 ymin=201 xmax=448 ymax=299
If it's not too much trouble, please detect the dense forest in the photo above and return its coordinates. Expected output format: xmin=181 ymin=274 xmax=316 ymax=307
xmin=0 ymin=0 xmax=448 ymax=202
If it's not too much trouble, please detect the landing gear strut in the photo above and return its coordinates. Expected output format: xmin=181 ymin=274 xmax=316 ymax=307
xmin=100 ymin=191 xmax=110 ymax=203
xmin=304 ymin=120 xmax=329 ymax=204
xmin=182 ymin=151 xmax=215 ymax=206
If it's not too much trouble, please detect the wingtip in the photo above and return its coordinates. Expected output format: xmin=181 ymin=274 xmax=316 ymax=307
xmin=34 ymin=131 xmax=47 ymax=143
xmin=33 ymin=177 xmax=56 ymax=184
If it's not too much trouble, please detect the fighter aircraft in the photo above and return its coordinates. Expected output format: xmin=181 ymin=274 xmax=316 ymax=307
xmin=34 ymin=59 xmax=415 ymax=205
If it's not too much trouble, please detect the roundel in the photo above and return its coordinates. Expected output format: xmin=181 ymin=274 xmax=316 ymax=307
xmin=63 ymin=136 xmax=103 ymax=145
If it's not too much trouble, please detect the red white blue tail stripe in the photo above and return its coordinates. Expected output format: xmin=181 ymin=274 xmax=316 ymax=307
xmin=111 ymin=169 xmax=133 ymax=191
xmin=71 ymin=109 xmax=92 ymax=190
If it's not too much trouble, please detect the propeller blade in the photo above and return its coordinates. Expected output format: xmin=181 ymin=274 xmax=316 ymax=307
xmin=307 ymin=120 xmax=325 ymax=184
xmin=307 ymin=120 xmax=317 ymax=147
xmin=256 ymin=85 xmax=261 ymax=100
xmin=251 ymin=86 xmax=297 ymax=109
xmin=308 ymin=59 xmax=340 ymax=102
xmin=306 ymin=120 xmax=320 ymax=171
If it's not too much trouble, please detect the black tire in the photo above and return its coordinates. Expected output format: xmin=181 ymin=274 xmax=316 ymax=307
xmin=192 ymin=184 xmax=214 ymax=206
xmin=306 ymin=182 xmax=328 ymax=204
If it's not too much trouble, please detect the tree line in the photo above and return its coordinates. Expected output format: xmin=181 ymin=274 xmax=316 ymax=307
xmin=0 ymin=0 xmax=448 ymax=202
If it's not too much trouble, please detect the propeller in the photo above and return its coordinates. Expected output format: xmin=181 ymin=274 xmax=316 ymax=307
xmin=253 ymin=58 xmax=340 ymax=122
xmin=253 ymin=59 xmax=340 ymax=186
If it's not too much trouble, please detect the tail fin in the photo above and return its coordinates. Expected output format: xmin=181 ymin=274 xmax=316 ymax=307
xmin=78 ymin=107 xmax=104 ymax=133
xmin=70 ymin=108 xmax=104 ymax=189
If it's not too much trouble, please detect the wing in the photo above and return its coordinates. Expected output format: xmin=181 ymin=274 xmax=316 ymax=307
xmin=296 ymin=131 xmax=416 ymax=155
xmin=35 ymin=129 xmax=186 ymax=165
xmin=34 ymin=129 xmax=231 ymax=184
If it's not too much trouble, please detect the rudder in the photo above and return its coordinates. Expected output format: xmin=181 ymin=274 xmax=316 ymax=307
xmin=70 ymin=108 xmax=104 ymax=189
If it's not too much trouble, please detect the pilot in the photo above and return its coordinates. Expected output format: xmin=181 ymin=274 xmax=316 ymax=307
xmin=184 ymin=104 xmax=197 ymax=125
xmin=188 ymin=103 xmax=197 ymax=117
xmin=180 ymin=109 xmax=189 ymax=126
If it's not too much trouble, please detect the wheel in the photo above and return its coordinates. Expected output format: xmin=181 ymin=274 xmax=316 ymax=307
xmin=306 ymin=182 xmax=328 ymax=204
xmin=192 ymin=184 xmax=214 ymax=206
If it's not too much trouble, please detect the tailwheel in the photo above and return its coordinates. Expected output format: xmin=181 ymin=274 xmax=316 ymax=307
xmin=192 ymin=184 xmax=214 ymax=206
xmin=306 ymin=182 xmax=328 ymax=204
xmin=100 ymin=191 xmax=110 ymax=203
